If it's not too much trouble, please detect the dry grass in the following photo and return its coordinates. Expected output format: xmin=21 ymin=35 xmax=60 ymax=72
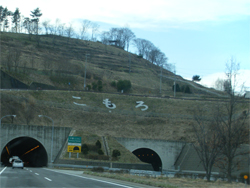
xmin=106 ymin=136 xmax=143 ymax=163
xmin=1 ymin=90 xmax=248 ymax=143
xmin=60 ymin=130 xmax=144 ymax=164
xmin=0 ymin=32 xmax=226 ymax=97
xmin=83 ymin=170 xmax=250 ymax=188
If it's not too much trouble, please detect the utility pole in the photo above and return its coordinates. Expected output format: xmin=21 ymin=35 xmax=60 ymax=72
xmin=84 ymin=53 xmax=90 ymax=90
xmin=160 ymin=65 xmax=162 ymax=94
xmin=174 ymin=68 xmax=176 ymax=98
xmin=129 ymin=53 xmax=131 ymax=73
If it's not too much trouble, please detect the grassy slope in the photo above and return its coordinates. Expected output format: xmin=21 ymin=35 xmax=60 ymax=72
xmin=0 ymin=32 xmax=224 ymax=97
xmin=1 ymin=90 xmax=248 ymax=142
xmin=1 ymin=32 xmax=249 ymax=164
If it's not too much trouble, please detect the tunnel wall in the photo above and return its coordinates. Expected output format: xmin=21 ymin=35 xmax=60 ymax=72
xmin=115 ymin=137 xmax=185 ymax=170
xmin=0 ymin=124 xmax=71 ymax=163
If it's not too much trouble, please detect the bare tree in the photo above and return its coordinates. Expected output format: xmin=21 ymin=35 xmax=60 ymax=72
xmin=133 ymin=38 xmax=153 ymax=58
xmin=107 ymin=27 xmax=127 ymax=49
xmin=57 ymin=22 xmax=65 ymax=36
xmin=53 ymin=18 xmax=61 ymax=35
xmin=149 ymin=47 xmax=161 ymax=64
xmin=19 ymin=15 xmax=25 ymax=33
xmin=23 ymin=17 xmax=35 ymax=40
xmin=100 ymin=31 xmax=110 ymax=45
xmin=156 ymin=52 xmax=168 ymax=68
xmin=90 ymin=22 xmax=99 ymax=41
xmin=114 ymin=28 xmax=125 ymax=48
xmin=48 ymin=23 xmax=55 ymax=35
xmin=191 ymin=57 xmax=249 ymax=183
xmin=65 ymin=23 xmax=75 ymax=42
xmin=47 ymin=20 xmax=65 ymax=45
xmin=192 ymin=107 xmax=221 ymax=181
xmin=213 ymin=57 xmax=249 ymax=183
xmin=123 ymin=27 xmax=135 ymax=51
xmin=79 ymin=19 xmax=91 ymax=40
xmin=214 ymin=78 xmax=225 ymax=91
xmin=42 ymin=19 xmax=50 ymax=35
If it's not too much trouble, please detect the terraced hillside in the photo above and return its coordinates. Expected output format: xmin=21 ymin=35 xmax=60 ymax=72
xmin=0 ymin=32 xmax=224 ymax=97
xmin=1 ymin=32 xmax=249 ymax=141
xmin=0 ymin=33 xmax=249 ymax=166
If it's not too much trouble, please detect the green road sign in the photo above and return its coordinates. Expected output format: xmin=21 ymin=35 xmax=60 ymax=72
xmin=68 ymin=136 xmax=81 ymax=146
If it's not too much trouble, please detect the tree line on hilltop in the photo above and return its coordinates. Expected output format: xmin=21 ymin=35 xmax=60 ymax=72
xmin=0 ymin=6 xmax=174 ymax=72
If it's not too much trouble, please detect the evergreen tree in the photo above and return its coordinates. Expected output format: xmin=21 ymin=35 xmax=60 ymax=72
xmin=12 ymin=8 xmax=21 ymax=33
xmin=192 ymin=75 xmax=201 ymax=81
xmin=30 ymin=7 xmax=42 ymax=34
xmin=112 ymin=149 xmax=121 ymax=158
xmin=117 ymin=80 xmax=131 ymax=92
xmin=2 ymin=7 xmax=12 ymax=32
xmin=95 ymin=140 xmax=101 ymax=148
xmin=0 ymin=6 xmax=4 ymax=31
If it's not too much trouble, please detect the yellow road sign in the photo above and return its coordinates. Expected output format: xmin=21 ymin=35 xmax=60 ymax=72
xmin=67 ymin=145 xmax=81 ymax=153
xmin=244 ymin=175 xmax=248 ymax=180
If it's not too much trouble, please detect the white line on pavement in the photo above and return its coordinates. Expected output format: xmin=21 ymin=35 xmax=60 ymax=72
xmin=35 ymin=173 xmax=39 ymax=175
xmin=0 ymin=167 xmax=7 ymax=175
xmin=45 ymin=177 xmax=52 ymax=181
xmin=44 ymin=168 xmax=134 ymax=188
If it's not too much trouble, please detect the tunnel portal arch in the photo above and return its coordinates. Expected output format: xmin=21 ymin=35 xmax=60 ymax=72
xmin=1 ymin=136 xmax=48 ymax=167
xmin=133 ymin=148 xmax=162 ymax=171
xmin=115 ymin=137 xmax=186 ymax=171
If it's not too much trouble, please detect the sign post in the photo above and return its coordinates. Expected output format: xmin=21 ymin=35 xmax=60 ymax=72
xmin=244 ymin=175 xmax=248 ymax=188
xmin=67 ymin=136 xmax=81 ymax=158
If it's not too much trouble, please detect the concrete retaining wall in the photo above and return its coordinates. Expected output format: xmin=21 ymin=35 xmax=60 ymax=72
xmin=115 ymin=137 xmax=185 ymax=170
xmin=0 ymin=124 xmax=71 ymax=162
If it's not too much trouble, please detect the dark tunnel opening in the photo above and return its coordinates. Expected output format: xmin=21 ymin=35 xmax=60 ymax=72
xmin=132 ymin=148 xmax=162 ymax=171
xmin=1 ymin=137 xmax=48 ymax=167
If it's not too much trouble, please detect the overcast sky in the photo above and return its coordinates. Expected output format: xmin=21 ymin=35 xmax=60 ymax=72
xmin=2 ymin=0 xmax=250 ymax=91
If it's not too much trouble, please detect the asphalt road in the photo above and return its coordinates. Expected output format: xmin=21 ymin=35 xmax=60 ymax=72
xmin=0 ymin=167 xmax=158 ymax=188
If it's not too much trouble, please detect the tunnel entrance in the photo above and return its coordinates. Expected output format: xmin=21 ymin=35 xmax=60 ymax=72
xmin=132 ymin=148 xmax=162 ymax=171
xmin=1 ymin=137 xmax=48 ymax=167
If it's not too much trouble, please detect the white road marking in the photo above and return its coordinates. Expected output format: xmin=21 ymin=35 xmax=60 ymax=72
xmin=35 ymin=173 xmax=39 ymax=175
xmin=0 ymin=167 xmax=7 ymax=175
xmin=30 ymin=170 xmax=32 ymax=172
xmin=45 ymin=177 xmax=52 ymax=181
xmin=45 ymin=169 xmax=134 ymax=188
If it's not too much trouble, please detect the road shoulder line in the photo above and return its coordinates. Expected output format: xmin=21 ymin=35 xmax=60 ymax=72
xmin=0 ymin=167 xmax=7 ymax=175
